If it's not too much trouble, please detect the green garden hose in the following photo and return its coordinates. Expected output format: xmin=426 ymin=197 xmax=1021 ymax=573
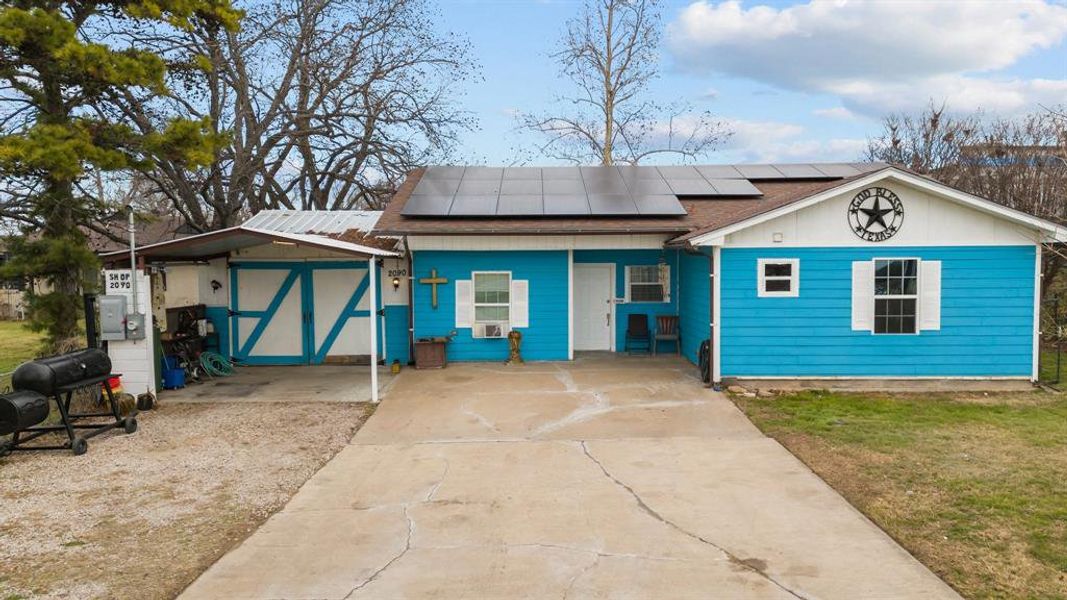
xmin=200 ymin=351 xmax=235 ymax=377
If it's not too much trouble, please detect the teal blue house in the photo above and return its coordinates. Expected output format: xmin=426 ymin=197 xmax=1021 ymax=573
xmin=375 ymin=163 xmax=1064 ymax=385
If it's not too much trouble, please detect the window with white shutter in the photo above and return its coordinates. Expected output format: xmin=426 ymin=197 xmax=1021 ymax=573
xmin=853 ymin=259 xmax=942 ymax=334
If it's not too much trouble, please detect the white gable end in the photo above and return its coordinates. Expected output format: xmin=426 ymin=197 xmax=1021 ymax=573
xmin=724 ymin=179 xmax=1045 ymax=248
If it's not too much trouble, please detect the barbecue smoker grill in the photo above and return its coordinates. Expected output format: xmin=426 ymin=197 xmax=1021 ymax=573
xmin=0 ymin=349 xmax=137 ymax=456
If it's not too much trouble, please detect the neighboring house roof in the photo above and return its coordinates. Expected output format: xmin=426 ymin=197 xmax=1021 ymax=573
xmin=99 ymin=225 xmax=397 ymax=265
xmin=87 ymin=212 xmax=195 ymax=253
xmin=242 ymin=210 xmax=382 ymax=234
xmin=374 ymin=163 xmax=886 ymax=237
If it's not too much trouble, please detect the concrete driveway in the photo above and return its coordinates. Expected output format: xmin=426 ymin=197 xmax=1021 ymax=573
xmin=181 ymin=355 xmax=960 ymax=599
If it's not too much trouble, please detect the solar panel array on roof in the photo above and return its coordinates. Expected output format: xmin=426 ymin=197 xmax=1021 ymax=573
xmin=401 ymin=163 xmax=886 ymax=218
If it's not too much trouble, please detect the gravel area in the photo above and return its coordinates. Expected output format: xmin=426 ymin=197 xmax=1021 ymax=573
xmin=0 ymin=400 xmax=373 ymax=600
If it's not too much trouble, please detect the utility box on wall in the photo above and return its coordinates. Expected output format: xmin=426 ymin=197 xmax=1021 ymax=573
xmin=99 ymin=295 xmax=127 ymax=341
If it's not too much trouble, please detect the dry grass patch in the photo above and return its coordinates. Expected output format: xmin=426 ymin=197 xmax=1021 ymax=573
xmin=735 ymin=389 xmax=1067 ymax=600
xmin=0 ymin=400 xmax=373 ymax=600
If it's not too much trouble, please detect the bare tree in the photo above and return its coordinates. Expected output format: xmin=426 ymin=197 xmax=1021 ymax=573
xmin=866 ymin=103 xmax=1067 ymax=295
xmin=521 ymin=0 xmax=728 ymax=165
xmin=111 ymin=0 xmax=476 ymax=231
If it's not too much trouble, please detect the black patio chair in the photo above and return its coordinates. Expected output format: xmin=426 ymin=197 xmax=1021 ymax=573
xmin=653 ymin=315 xmax=680 ymax=355
xmin=625 ymin=313 xmax=651 ymax=354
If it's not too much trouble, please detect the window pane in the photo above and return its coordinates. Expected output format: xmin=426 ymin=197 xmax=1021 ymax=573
xmin=875 ymin=277 xmax=888 ymax=296
xmin=874 ymin=298 xmax=916 ymax=333
xmin=475 ymin=306 xmax=509 ymax=322
xmin=764 ymin=263 xmax=792 ymax=277
xmin=765 ymin=279 xmax=791 ymax=292
xmin=888 ymin=260 xmax=902 ymax=276
xmin=630 ymin=283 xmax=664 ymax=302
xmin=630 ymin=265 xmax=659 ymax=284
xmin=902 ymin=277 xmax=917 ymax=295
xmin=474 ymin=273 xmax=510 ymax=304
xmin=887 ymin=278 xmax=903 ymax=295
xmin=875 ymin=260 xmax=891 ymax=278
xmin=902 ymin=260 xmax=917 ymax=277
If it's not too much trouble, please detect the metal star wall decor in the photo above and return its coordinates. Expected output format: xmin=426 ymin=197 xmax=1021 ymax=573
xmin=848 ymin=187 xmax=904 ymax=242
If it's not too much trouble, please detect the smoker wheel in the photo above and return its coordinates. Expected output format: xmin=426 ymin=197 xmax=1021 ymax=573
xmin=71 ymin=438 xmax=88 ymax=456
xmin=124 ymin=417 xmax=138 ymax=434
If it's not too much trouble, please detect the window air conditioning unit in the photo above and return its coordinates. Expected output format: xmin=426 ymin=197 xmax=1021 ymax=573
xmin=473 ymin=322 xmax=508 ymax=339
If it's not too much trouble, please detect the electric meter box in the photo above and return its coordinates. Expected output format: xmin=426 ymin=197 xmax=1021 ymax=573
xmin=99 ymin=295 xmax=127 ymax=341
xmin=125 ymin=313 xmax=146 ymax=340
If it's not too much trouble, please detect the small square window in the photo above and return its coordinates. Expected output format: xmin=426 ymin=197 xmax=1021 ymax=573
xmin=757 ymin=259 xmax=799 ymax=297
xmin=626 ymin=265 xmax=668 ymax=303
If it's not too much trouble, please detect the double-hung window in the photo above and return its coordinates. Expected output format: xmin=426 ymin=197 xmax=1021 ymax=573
xmin=757 ymin=259 xmax=799 ymax=297
xmin=473 ymin=272 xmax=510 ymax=324
xmin=873 ymin=259 xmax=918 ymax=334
xmin=626 ymin=265 xmax=669 ymax=303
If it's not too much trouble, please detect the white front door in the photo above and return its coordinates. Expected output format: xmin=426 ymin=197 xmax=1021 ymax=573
xmin=574 ymin=264 xmax=613 ymax=351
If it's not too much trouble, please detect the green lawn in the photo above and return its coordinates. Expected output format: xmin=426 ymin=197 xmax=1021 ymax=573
xmin=734 ymin=389 xmax=1067 ymax=600
xmin=0 ymin=321 xmax=44 ymax=390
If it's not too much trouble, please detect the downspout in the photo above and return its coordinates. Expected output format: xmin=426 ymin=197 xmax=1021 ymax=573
xmin=405 ymin=237 xmax=415 ymax=365
xmin=707 ymin=250 xmax=714 ymax=389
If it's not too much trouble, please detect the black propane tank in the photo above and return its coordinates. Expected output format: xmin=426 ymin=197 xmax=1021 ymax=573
xmin=0 ymin=390 xmax=49 ymax=435
xmin=12 ymin=349 xmax=112 ymax=396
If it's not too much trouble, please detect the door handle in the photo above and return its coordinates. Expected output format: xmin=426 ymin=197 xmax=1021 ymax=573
xmin=606 ymin=313 xmax=610 ymax=326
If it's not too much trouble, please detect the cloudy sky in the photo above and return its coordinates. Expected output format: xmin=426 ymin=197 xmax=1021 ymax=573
xmin=437 ymin=0 xmax=1067 ymax=165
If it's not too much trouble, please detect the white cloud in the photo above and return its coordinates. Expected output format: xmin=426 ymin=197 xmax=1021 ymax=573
xmin=719 ymin=118 xmax=866 ymax=163
xmin=812 ymin=107 xmax=857 ymax=120
xmin=667 ymin=0 xmax=1067 ymax=115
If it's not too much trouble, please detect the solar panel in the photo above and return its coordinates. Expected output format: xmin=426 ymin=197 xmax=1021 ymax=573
xmin=587 ymin=194 xmax=638 ymax=215
xmin=449 ymin=195 xmax=498 ymax=216
xmin=582 ymin=176 xmax=627 ymax=194
xmin=500 ymin=179 xmax=541 ymax=195
xmin=541 ymin=166 xmax=582 ymax=179
xmin=633 ymin=195 xmax=687 ymax=215
xmin=423 ymin=166 xmax=465 ymax=179
xmin=496 ymin=194 xmax=543 ymax=216
xmin=457 ymin=179 xmax=501 ymax=195
xmin=735 ymin=164 xmax=785 ymax=179
xmin=707 ymin=178 xmax=762 ymax=196
xmin=812 ymin=163 xmax=863 ymax=177
xmin=774 ymin=163 xmax=827 ymax=178
xmin=656 ymin=166 xmax=703 ymax=179
xmin=666 ymin=178 xmax=717 ymax=196
xmin=402 ymin=195 xmax=453 ymax=216
xmin=625 ymin=178 xmax=672 ymax=195
xmin=543 ymin=194 xmax=590 ymax=215
xmin=617 ymin=165 xmax=664 ymax=180
xmin=412 ymin=178 xmax=460 ymax=196
xmin=503 ymin=167 xmax=541 ymax=180
xmin=695 ymin=165 xmax=744 ymax=179
xmin=462 ymin=166 xmax=503 ymax=180
xmin=543 ymin=179 xmax=585 ymax=194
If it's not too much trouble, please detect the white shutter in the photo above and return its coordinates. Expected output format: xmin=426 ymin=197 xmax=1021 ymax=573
xmin=510 ymin=279 xmax=529 ymax=328
xmin=455 ymin=279 xmax=473 ymax=328
xmin=919 ymin=260 xmax=941 ymax=331
xmin=851 ymin=261 xmax=875 ymax=331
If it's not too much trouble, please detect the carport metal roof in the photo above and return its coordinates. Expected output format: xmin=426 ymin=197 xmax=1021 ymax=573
xmin=99 ymin=225 xmax=397 ymax=265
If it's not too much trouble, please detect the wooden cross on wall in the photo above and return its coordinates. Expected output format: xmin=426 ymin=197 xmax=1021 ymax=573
xmin=419 ymin=268 xmax=449 ymax=309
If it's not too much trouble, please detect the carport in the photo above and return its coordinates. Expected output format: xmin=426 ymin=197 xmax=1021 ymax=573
xmin=100 ymin=224 xmax=398 ymax=402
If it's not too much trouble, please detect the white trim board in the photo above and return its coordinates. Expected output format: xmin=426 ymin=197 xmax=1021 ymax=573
xmin=689 ymin=168 xmax=1067 ymax=247
xmin=1033 ymin=243 xmax=1041 ymax=382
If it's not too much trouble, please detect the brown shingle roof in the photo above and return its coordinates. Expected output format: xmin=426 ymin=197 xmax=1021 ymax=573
xmin=374 ymin=167 xmax=882 ymax=243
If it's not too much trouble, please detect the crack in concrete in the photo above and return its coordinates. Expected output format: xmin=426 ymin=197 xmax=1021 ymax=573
xmin=462 ymin=407 xmax=500 ymax=433
xmin=344 ymin=506 xmax=414 ymax=598
xmin=579 ymin=441 xmax=812 ymax=600
xmin=424 ymin=457 xmax=450 ymax=501
xmin=561 ymin=552 xmax=600 ymax=600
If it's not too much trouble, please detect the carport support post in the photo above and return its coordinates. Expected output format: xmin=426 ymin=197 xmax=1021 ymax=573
xmin=369 ymin=258 xmax=379 ymax=403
